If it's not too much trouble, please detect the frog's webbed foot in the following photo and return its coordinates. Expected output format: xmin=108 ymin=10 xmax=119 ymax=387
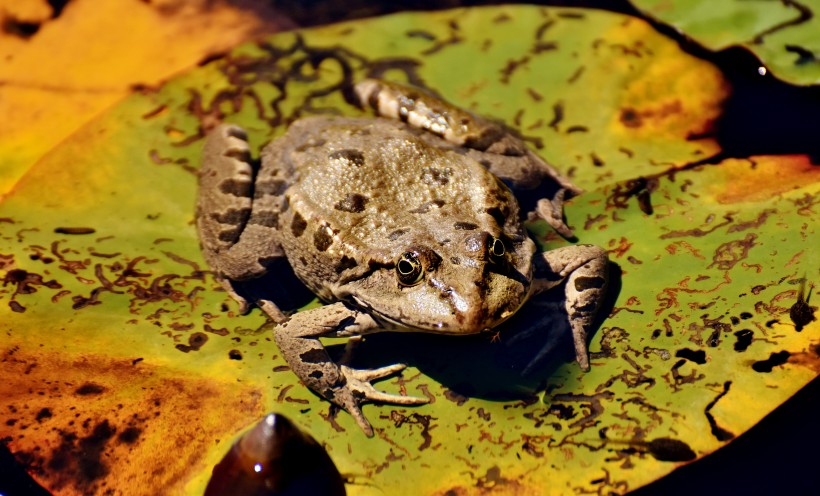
xmin=274 ymin=302 xmax=428 ymax=437
xmin=534 ymin=245 xmax=609 ymax=371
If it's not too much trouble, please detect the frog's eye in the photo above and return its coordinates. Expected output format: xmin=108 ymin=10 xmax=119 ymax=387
xmin=488 ymin=237 xmax=506 ymax=262
xmin=396 ymin=252 xmax=424 ymax=286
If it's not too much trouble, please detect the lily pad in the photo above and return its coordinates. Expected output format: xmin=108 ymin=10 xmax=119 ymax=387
xmin=629 ymin=0 xmax=820 ymax=86
xmin=0 ymin=5 xmax=817 ymax=495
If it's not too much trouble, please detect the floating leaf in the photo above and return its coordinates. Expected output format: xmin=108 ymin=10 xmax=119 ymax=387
xmin=0 ymin=0 xmax=290 ymax=199
xmin=629 ymin=0 xmax=820 ymax=85
xmin=0 ymin=6 xmax=817 ymax=495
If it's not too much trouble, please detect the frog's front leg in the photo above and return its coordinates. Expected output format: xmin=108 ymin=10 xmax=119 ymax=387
xmin=274 ymin=302 xmax=428 ymax=437
xmin=533 ymin=245 xmax=609 ymax=371
xmin=354 ymin=78 xmax=580 ymax=237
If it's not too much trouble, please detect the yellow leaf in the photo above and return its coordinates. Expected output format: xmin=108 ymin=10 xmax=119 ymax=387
xmin=0 ymin=0 xmax=292 ymax=200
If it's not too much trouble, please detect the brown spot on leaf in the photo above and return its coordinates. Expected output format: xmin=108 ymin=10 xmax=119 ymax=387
xmin=644 ymin=437 xmax=696 ymax=462
xmin=117 ymin=427 xmax=141 ymax=445
xmin=790 ymin=281 xmax=816 ymax=332
xmin=619 ymin=100 xmax=682 ymax=129
xmin=443 ymin=389 xmax=469 ymax=406
xmin=175 ymin=332 xmax=208 ymax=353
xmin=383 ymin=411 xmax=434 ymax=451
xmin=675 ymin=348 xmax=707 ymax=364
xmin=35 ymin=408 xmax=53 ymax=422
xmin=47 ymin=420 xmax=116 ymax=485
xmin=54 ymin=227 xmax=96 ymax=235
xmin=734 ymin=329 xmax=754 ymax=351
xmin=76 ymin=383 xmax=106 ymax=396
xmin=752 ymin=350 xmax=791 ymax=373
xmin=620 ymin=108 xmax=641 ymax=128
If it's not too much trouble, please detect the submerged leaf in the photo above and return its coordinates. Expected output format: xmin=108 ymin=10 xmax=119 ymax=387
xmin=630 ymin=0 xmax=820 ymax=85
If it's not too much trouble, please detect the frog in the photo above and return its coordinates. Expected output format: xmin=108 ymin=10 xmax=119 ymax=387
xmin=196 ymin=78 xmax=609 ymax=437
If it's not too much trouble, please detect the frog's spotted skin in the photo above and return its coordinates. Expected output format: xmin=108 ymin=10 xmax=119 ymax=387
xmin=196 ymin=79 xmax=609 ymax=436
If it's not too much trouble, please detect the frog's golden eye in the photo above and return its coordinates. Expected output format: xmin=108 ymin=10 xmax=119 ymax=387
xmin=488 ymin=237 xmax=506 ymax=261
xmin=396 ymin=252 xmax=424 ymax=286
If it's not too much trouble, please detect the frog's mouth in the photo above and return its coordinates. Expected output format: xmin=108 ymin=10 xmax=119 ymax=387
xmin=353 ymin=295 xmax=524 ymax=335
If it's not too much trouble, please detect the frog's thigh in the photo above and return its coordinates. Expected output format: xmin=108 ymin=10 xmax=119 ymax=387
xmin=535 ymin=245 xmax=609 ymax=370
xmin=198 ymin=125 xmax=285 ymax=279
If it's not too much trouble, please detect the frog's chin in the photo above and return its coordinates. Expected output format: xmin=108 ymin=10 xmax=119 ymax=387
xmin=367 ymin=307 xmax=518 ymax=335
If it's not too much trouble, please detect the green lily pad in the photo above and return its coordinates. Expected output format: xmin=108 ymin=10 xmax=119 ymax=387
xmin=630 ymin=0 xmax=820 ymax=86
xmin=0 ymin=5 xmax=817 ymax=495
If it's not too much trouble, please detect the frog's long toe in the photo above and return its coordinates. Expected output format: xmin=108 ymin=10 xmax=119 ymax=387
xmin=534 ymin=191 xmax=575 ymax=238
xmin=338 ymin=364 xmax=429 ymax=436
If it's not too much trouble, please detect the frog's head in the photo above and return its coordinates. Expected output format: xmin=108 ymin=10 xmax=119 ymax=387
xmin=339 ymin=229 xmax=537 ymax=335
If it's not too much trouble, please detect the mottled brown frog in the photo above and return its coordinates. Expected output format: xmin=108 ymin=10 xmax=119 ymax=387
xmin=197 ymin=79 xmax=609 ymax=436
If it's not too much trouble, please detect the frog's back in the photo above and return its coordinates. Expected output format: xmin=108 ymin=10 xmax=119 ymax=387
xmin=259 ymin=116 xmax=526 ymax=298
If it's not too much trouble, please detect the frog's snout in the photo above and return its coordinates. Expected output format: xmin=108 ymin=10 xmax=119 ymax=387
xmin=439 ymin=282 xmax=521 ymax=334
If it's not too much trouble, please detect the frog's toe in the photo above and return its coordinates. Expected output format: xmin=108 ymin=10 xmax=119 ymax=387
xmin=337 ymin=364 xmax=428 ymax=436
xmin=344 ymin=363 xmax=406 ymax=382
xmin=340 ymin=396 xmax=374 ymax=438
xmin=341 ymin=364 xmax=429 ymax=406
xmin=534 ymin=193 xmax=575 ymax=239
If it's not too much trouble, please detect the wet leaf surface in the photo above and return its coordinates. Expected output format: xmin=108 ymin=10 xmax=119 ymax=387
xmin=0 ymin=5 xmax=818 ymax=495
xmin=629 ymin=0 xmax=820 ymax=86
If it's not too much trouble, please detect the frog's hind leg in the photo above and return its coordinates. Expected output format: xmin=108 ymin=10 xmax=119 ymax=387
xmin=533 ymin=245 xmax=609 ymax=371
xmin=197 ymin=124 xmax=287 ymax=321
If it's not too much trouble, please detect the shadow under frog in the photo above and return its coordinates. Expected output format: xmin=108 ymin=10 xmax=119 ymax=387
xmin=326 ymin=263 xmax=621 ymax=401
xmin=197 ymin=78 xmax=613 ymax=436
